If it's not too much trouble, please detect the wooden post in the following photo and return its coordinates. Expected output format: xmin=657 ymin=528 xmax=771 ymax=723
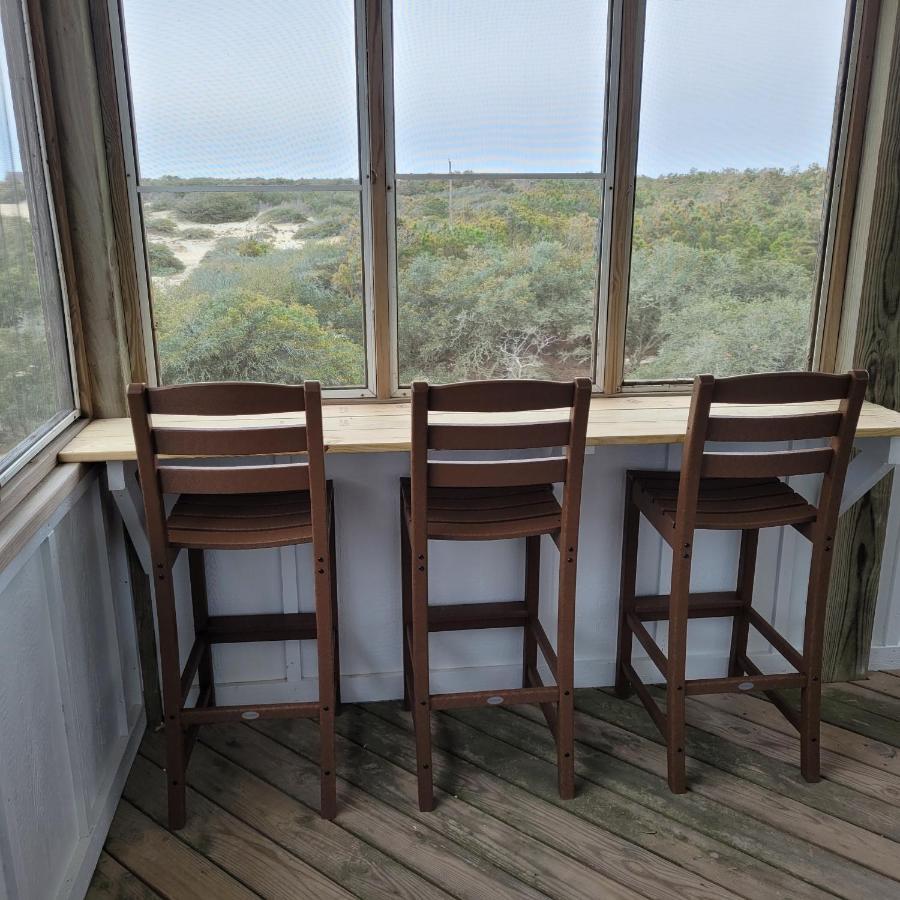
xmin=824 ymin=2 xmax=900 ymax=681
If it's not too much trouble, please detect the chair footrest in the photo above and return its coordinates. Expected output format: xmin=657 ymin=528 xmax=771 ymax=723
xmin=430 ymin=685 xmax=558 ymax=710
xmin=632 ymin=591 xmax=743 ymax=621
xmin=181 ymin=700 xmax=320 ymax=726
xmin=428 ymin=601 xmax=528 ymax=632
xmin=685 ymin=672 xmax=806 ymax=695
xmin=205 ymin=612 xmax=317 ymax=644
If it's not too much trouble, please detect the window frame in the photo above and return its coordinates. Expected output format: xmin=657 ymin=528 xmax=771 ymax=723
xmin=110 ymin=0 xmax=866 ymax=400
xmin=110 ymin=0 xmax=378 ymax=397
xmin=0 ymin=0 xmax=79 ymax=486
xmin=382 ymin=0 xmax=617 ymax=396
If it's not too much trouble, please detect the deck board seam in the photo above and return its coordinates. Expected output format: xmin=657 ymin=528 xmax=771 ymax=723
xmin=134 ymin=746 xmax=352 ymax=900
xmin=447 ymin=707 xmax=856 ymax=900
xmin=240 ymin=719 xmax=583 ymax=900
xmin=543 ymin=703 xmax=900 ymax=886
xmin=319 ymin=706 xmax=703 ymax=900
xmin=189 ymin=734 xmax=468 ymax=900
xmin=116 ymin=796 xmax=266 ymax=898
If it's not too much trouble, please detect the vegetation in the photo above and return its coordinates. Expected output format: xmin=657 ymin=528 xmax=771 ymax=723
xmin=175 ymin=192 xmax=259 ymax=224
xmin=138 ymin=167 xmax=826 ymax=387
xmin=0 ymin=195 xmax=59 ymax=458
xmin=147 ymin=242 xmax=185 ymax=277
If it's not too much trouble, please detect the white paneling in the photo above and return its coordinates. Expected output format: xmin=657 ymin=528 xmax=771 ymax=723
xmin=0 ymin=549 xmax=79 ymax=900
xmin=50 ymin=487 xmax=128 ymax=825
xmin=0 ymin=473 xmax=144 ymax=899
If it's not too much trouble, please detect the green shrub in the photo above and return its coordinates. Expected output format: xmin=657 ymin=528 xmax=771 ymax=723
xmin=147 ymin=242 xmax=185 ymax=276
xmin=259 ymin=204 xmax=308 ymax=224
xmin=296 ymin=220 xmax=343 ymax=239
xmin=236 ymin=237 xmax=272 ymax=258
xmin=180 ymin=226 xmax=215 ymax=239
xmin=147 ymin=217 xmax=177 ymax=235
xmin=176 ymin=193 xmax=258 ymax=224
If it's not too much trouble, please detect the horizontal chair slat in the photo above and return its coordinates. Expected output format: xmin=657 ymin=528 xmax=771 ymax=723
xmin=428 ymin=456 xmax=567 ymax=488
xmin=701 ymin=448 xmax=833 ymax=478
xmin=705 ymin=411 xmax=843 ymax=443
xmin=711 ymin=371 xmax=850 ymax=404
xmin=154 ymin=425 xmax=307 ymax=456
xmin=159 ymin=462 xmax=310 ymax=494
xmin=147 ymin=381 xmax=306 ymax=415
xmin=427 ymin=379 xmax=575 ymax=412
xmin=428 ymin=420 xmax=571 ymax=451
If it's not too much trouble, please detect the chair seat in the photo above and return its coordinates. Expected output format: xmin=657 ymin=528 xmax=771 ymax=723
xmin=166 ymin=487 xmax=329 ymax=550
xmin=630 ymin=470 xmax=817 ymax=532
xmin=401 ymin=478 xmax=561 ymax=540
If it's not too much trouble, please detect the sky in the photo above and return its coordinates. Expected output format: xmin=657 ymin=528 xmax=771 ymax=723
xmin=121 ymin=0 xmax=847 ymax=182
xmin=0 ymin=16 xmax=24 ymax=177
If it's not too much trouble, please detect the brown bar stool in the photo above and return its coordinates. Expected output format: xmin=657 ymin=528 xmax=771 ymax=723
xmin=615 ymin=370 xmax=867 ymax=793
xmin=401 ymin=378 xmax=591 ymax=811
xmin=128 ymin=380 xmax=340 ymax=828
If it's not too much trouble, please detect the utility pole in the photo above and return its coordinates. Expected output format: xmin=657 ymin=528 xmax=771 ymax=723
xmin=448 ymin=158 xmax=453 ymax=226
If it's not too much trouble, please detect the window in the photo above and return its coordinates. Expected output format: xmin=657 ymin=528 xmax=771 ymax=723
xmin=389 ymin=0 xmax=609 ymax=385
xmin=113 ymin=0 xmax=860 ymax=397
xmin=120 ymin=0 xmax=372 ymax=393
xmin=624 ymin=0 xmax=847 ymax=383
xmin=0 ymin=0 xmax=76 ymax=482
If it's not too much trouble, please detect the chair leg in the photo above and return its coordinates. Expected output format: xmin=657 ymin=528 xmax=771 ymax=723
xmin=556 ymin=529 xmax=578 ymax=801
xmin=314 ymin=540 xmax=337 ymax=820
xmin=666 ymin=552 xmax=691 ymax=794
xmin=522 ymin=535 xmax=541 ymax=687
xmin=728 ymin=529 xmax=759 ymax=677
xmin=800 ymin=536 xmax=831 ymax=783
xmin=329 ymin=501 xmax=341 ymax=712
xmin=400 ymin=500 xmax=413 ymax=712
xmin=615 ymin=481 xmax=639 ymax=698
xmin=410 ymin=535 xmax=434 ymax=812
xmin=188 ymin=549 xmax=215 ymax=707
xmin=155 ymin=570 xmax=187 ymax=829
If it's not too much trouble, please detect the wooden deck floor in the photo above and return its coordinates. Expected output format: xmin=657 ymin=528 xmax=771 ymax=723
xmin=88 ymin=673 xmax=900 ymax=900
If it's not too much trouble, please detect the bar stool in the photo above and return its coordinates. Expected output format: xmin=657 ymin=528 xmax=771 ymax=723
xmin=615 ymin=370 xmax=867 ymax=793
xmin=128 ymin=380 xmax=340 ymax=828
xmin=401 ymin=378 xmax=591 ymax=811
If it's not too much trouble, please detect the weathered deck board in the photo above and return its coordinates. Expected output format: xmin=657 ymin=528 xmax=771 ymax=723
xmin=446 ymin=706 xmax=850 ymax=900
xmin=86 ymin=852 xmax=162 ymax=900
xmin=201 ymin=722 xmax=553 ymax=900
xmin=90 ymin=684 xmax=900 ymax=900
xmin=124 ymin=753 xmax=352 ymax=900
xmin=534 ymin=702 xmax=900 ymax=885
xmin=851 ymin=671 xmax=900 ymax=700
xmin=139 ymin=731 xmax=451 ymax=900
xmin=694 ymin=692 xmax=900 ymax=775
xmin=370 ymin=703 xmax=819 ymax=900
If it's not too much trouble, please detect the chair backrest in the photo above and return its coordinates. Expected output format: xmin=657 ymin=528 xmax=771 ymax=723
xmin=127 ymin=381 xmax=327 ymax=559
xmin=409 ymin=378 xmax=592 ymax=539
xmin=676 ymin=370 xmax=868 ymax=532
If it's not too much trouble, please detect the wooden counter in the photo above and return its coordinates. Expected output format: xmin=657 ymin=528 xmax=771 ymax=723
xmin=59 ymin=395 xmax=900 ymax=462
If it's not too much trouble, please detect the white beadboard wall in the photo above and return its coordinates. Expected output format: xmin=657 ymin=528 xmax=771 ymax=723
xmin=164 ymin=446 xmax=900 ymax=707
xmin=0 ymin=471 xmax=144 ymax=900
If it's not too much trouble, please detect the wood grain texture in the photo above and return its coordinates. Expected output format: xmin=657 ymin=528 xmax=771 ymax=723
xmin=87 ymin=0 xmax=149 ymax=385
xmin=95 ymin=685 xmax=900 ymax=900
xmin=57 ymin=396 xmax=900 ymax=461
xmin=825 ymin=6 xmax=900 ymax=681
xmin=37 ymin=0 xmax=133 ymax=416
